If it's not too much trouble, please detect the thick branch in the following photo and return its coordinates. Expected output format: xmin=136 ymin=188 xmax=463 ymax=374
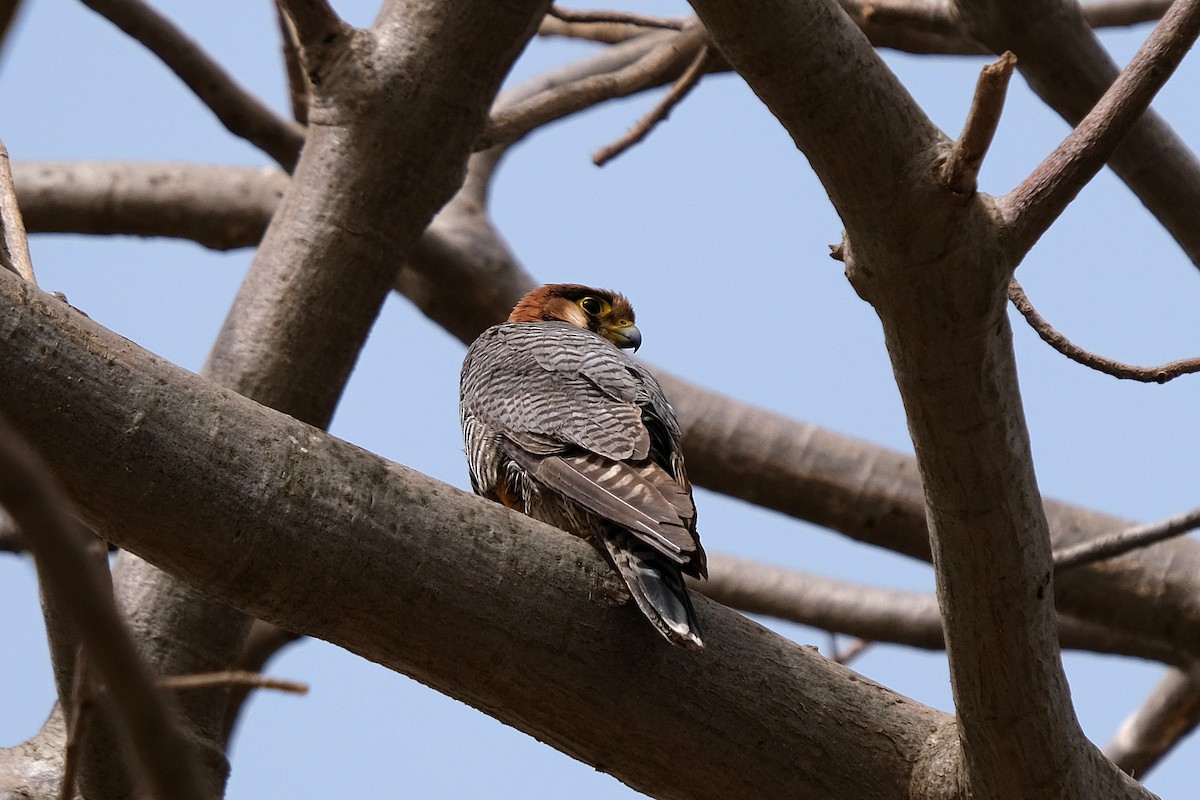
xmin=704 ymin=553 xmax=1190 ymax=666
xmin=0 ymin=269 xmax=961 ymax=800
xmin=13 ymin=161 xmax=285 ymax=250
xmin=689 ymin=2 xmax=1148 ymax=797
xmin=1105 ymin=669 xmax=1200 ymax=777
xmin=18 ymin=157 xmax=1200 ymax=666
xmin=80 ymin=0 xmax=305 ymax=170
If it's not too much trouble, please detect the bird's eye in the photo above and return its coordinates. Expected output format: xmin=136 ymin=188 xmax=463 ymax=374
xmin=579 ymin=296 xmax=604 ymax=315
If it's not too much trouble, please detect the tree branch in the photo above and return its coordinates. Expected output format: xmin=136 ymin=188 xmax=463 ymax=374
xmin=704 ymin=553 xmax=1190 ymax=666
xmin=689 ymin=1 xmax=1149 ymax=796
xmin=547 ymin=5 xmax=683 ymax=29
xmin=1105 ymin=668 xmax=1200 ymax=778
xmin=16 ymin=157 xmax=1200 ymax=667
xmin=80 ymin=0 xmax=305 ymax=171
xmin=592 ymin=41 xmax=712 ymax=166
xmin=0 ymin=414 xmax=208 ymax=800
xmin=275 ymin=0 xmax=347 ymax=56
xmin=969 ymin=0 xmax=1200 ymax=265
xmin=1055 ymin=507 xmax=1200 ymax=571
xmin=480 ymin=24 xmax=706 ymax=150
xmin=1008 ymin=278 xmax=1200 ymax=383
xmin=0 ymin=139 xmax=34 ymax=284
xmin=13 ymin=160 xmax=286 ymax=250
xmin=938 ymin=51 xmax=1017 ymax=195
xmin=0 ymin=268 xmax=963 ymax=800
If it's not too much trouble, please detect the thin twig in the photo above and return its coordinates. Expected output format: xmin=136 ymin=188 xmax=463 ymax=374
xmin=59 ymin=651 xmax=93 ymax=800
xmin=162 ymin=669 xmax=308 ymax=695
xmin=1009 ymin=279 xmax=1200 ymax=383
xmin=222 ymin=621 xmax=304 ymax=742
xmin=831 ymin=637 xmax=872 ymax=665
xmin=548 ymin=5 xmax=684 ymax=30
xmin=1054 ymin=507 xmax=1200 ymax=571
xmin=1001 ymin=0 xmax=1200 ymax=258
xmin=275 ymin=0 xmax=310 ymax=125
xmin=939 ymin=51 xmax=1017 ymax=194
xmin=480 ymin=23 xmax=707 ymax=150
xmin=539 ymin=15 xmax=652 ymax=43
xmin=276 ymin=0 xmax=348 ymax=55
xmin=0 ymin=416 xmax=207 ymax=800
xmin=0 ymin=138 xmax=35 ymax=283
xmin=593 ymin=41 xmax=711 ymax=166
xmin=80 ymin=0 xmax=304 ymax=170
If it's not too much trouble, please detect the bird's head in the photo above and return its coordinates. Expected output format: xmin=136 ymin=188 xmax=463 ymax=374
xmin=508 ymin=284 xmax=642 ymax=351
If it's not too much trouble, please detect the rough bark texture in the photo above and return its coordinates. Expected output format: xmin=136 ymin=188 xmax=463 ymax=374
xmin=0 ymin=270 xmax=958 ymax=800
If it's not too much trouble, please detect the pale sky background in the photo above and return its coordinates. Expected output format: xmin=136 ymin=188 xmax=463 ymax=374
xmin=1 ymin=1 xmax=1198 ymax=797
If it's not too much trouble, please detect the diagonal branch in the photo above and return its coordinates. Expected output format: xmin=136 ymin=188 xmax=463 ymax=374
xmin=1105 ymin=668 xmax=1200 ymax=778
xmin=995 ymin=0 xmax=1200 ymax=260
xmin=79 ymin=0 xmax=305 ymax=170
xmin=592 ymin=40 xmax=712 ymax=166
xmin=1055 ymin=507 xmax=1200 ymax=570
xmin=1009 ymin=279 xmax=1200 ymax=383
xmin=703 ymin=553 xmax=1190 ymax=666
xmin=16 ymin=157 xmax=1200 ymax=666
xmin=275 ymin=0 xmax=348 ymax=57
xmin=0 ymin=139 xmax=34 ymax=284
xmin=938 ymin=51 xmax=1017 ymax=194
xmin=480 ymin=23 xmax=706 ymax=149
xmin=0 ymin=267 xmax=960 ymax=800
xmin=0 ymin=415 xmax=207 ymax=800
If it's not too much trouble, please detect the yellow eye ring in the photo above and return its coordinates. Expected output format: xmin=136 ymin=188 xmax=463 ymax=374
xmin=579 ymin=296 xmax=604 ymax=315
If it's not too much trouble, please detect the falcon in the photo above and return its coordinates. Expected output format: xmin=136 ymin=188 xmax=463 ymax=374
xmin=459 ymin=284 xmax=707 ymax=648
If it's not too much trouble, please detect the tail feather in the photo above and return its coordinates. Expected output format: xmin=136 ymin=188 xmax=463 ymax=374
xmin=600 ymin=531 xmax=703 ymax=648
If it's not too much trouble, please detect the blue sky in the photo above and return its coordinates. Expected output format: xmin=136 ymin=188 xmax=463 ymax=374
xmin=1 ymin=1 xmax=1197 ymax=796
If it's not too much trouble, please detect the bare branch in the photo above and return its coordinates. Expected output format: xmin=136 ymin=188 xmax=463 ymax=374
xmin=59 ymin=654 xmax=92 ymax=800
xmin=938 ymin=51 xmax=1017 ymax=194
xmin=480 ymin=24 xmax=706 ymax=149
xmin=275 ymin=0 xmax=347 ymax=56
xmin=997 ymin=0 xmax=1200 ymax=260
xmin=1106 ymin=668 xmax=1200 ymax=778
xmin=703 ymin=553 xmax=1189 ymax=666
xmin=80 ymin=0 xmax=305 ymax=170
xmin=0 ymin=268 xmax=960 ymax=800
xmin=548 ymin=5 xmax=683 ymax=29
xmin=13 ymin=160 xmax=286 ymax=250
xmin=593 ymin=41 xmax=711 ymax=166
xmin=1055 ymin=508 xmax=1200 ymax=571
xmin=0 ymin=139 xmax=35 ymax=283
xmin=539 ymin=15 xmax=651 ymax=43
xmin=1009 ymin=279 xmax=1200 ymax=383
xmin=221 ymin=621 xmax=303 ymax=743
xmin=275 ymin=0 xmax=310 ymax=125
xmin=162 ymin=670 xmax=308 ymax=695
xmin=0 ymin=415 xmax=208 ymax=800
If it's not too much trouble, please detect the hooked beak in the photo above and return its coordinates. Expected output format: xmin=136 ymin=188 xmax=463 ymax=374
xmin=604 ymin=322 xmax=642 ymax=352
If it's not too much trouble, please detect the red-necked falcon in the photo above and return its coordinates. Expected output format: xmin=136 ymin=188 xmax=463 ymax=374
xmin=459 ymin=284 xmax=706 ymax=648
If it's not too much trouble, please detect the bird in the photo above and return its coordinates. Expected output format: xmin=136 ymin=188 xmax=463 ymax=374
xmin=459 ymin=283 xmax=707 ymax=648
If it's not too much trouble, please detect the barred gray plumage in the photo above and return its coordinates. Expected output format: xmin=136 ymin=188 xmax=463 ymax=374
xmin=459 ymin=287 xmax=706 ymax=648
